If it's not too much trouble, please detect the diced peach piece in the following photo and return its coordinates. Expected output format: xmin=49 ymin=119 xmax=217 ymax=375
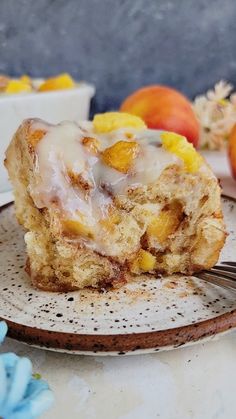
xmin=130 ymin=249 xmax=156 ymax=273
xmin=38 ymin=73 xmax=75 ymax=92
xmin=62 ymin=219 xmax=93 ymax=238
xmin=138 ymin=249 xmax=156 ymax=271
xmin=20 ymin=75 xmax=31 ymax=84
xmin=82 ymin=137 xmax=101 ymax=155
xmin=161 ymin=132 xmax=203 ymax=173
xmin=228 ymin=123 xmax=236 ymax=179
xmin=93 ymin=112 xmax=146 ymax=133
xmin=5 ymin=79 xmax=32 ymax=94
xmin=102 ymin=140 xmax=140 ymax=173
xmin=147 ymin=202 xmax=183 ymax=243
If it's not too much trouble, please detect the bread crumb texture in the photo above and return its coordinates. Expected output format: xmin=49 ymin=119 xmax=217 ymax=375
xmin=5 ymin=117 xmax=226 ymax=291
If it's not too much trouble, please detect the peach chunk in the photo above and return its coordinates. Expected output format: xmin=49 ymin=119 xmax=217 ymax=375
xmin=93 ymin=112 xmax=146 ymax=133
xmin=229 ymin=123 xmax=236 ymax=179
xmin=147 ymin=202 xmax=183 ymax=244
xmin=38 ymin=73 xmax=75 ymax=92
xmin=161 ymin=132 xmax=203 ymax=173
xmin=62 ymin=219 xmax=93 ymax=239
xmin=5 ymin=79 xmax=32 ymax=94
xmin=131 ymin=249 xmax=156 ymax=273
xmin=20 ymin=75 xmax=32 ymax=84
xmin=138 ymin=249 xmax=156 ymax=271
xmin=101 ymin=141 xmax=140 ymax=173
xmin=120 ymin=85 xmax=200 ymax=147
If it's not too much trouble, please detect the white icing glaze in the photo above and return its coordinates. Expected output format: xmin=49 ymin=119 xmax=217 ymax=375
xmin=31 ymin=122 xmax=91 ymax=215
xmin=30 ymin=120 xmax=181 ymax=253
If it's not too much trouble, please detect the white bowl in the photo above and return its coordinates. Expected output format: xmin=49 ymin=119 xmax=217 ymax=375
xmin=0 ymin=83 xmax=95 ymax=192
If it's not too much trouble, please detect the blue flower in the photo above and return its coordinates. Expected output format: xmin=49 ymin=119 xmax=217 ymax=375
xmin=0 ymin=321 xmax=7 ymax=344
xmin=0 ymin=321 xmax=54 ymax=419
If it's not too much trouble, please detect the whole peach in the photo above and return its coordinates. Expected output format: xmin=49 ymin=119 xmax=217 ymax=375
xmin=229 ymin=123 xmax=236 ymax=179
xmin=120 ymin=85 xmax=200 ymax=147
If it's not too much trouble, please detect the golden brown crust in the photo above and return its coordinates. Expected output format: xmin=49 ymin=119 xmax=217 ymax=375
xmin=25 ymin=258 xmax=80 ymax=292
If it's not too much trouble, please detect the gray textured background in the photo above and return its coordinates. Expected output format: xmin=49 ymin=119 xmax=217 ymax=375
xmin=1 ymin=0 xmax=236 ymax=113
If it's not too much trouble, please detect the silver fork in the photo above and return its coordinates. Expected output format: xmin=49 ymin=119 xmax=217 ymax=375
xmin=196 ymin=262 xmax=236 ymax=291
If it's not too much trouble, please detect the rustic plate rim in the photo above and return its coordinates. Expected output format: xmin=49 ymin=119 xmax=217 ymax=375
xmin=1 ymin=308 xmax=236 ymax=354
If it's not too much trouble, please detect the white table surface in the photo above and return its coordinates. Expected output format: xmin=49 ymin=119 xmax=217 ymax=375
xmin=1 ymin=151 xmax=236 ymax=419
xmin=1 ymin=333 xmax=236 ymax=419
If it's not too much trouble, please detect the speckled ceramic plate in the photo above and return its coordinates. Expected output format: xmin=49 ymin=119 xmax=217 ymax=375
xmin=0 ymin=197 xmax=236 ymax=355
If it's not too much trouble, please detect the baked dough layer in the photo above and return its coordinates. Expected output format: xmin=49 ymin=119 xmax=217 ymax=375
xmin=5 ymin=118 xmax=226 ymax=291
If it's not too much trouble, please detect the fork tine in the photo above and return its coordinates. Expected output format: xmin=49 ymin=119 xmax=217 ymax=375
xmin=214 ymin=265 xmax=236 ymax=273
xmin=204 ymin=270 xmax=236 ymax=284
xmin=210 ymin=267 xmax=236 ymax=279
xmin=195 ymin=261 xmax=236 ymax=292
xmin=197 ymin=271 xmax=236 ymax=292
xmin=221 ymin=261 xmax=236 ymax=267
xmin=197 ymin=274 xmax=233 ymax=292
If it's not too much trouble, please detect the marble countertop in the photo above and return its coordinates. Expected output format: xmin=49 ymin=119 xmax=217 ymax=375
xmin=1 ymin=333 xmax=236 ymax=419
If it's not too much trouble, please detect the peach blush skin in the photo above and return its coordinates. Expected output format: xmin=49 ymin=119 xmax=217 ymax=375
xmin=120 ymin=85 xmax=200 ymax=147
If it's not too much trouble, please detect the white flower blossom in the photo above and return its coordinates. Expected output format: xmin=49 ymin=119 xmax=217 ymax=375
xmin=192 ymin=81 xmax=236 ymax=150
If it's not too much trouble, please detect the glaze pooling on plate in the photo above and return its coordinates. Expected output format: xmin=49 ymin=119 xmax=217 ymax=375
xmin=0 ymin=197 xmax=235 ymax=355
